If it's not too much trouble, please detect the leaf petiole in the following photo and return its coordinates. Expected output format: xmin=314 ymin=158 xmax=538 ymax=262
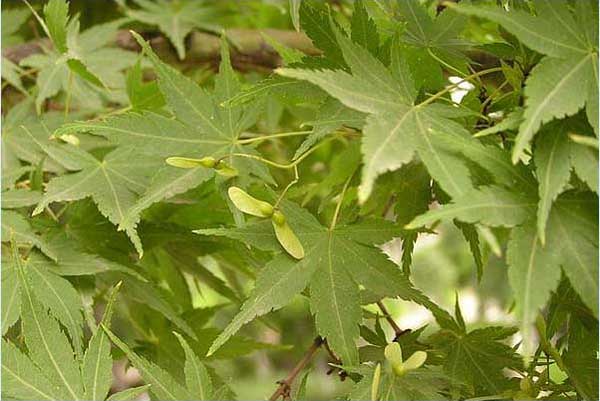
xmin=329 ymin=173 xmax=353 ymax=231
xmin=223 ymin=137 xmax=332 ymax=169
xmin=274 ymin=165 xmax=299 ymax=208
xmin=418 ymin=67 xmax=504 ymax=107
xmin=237 ymin=130 xmax=313 ymax=144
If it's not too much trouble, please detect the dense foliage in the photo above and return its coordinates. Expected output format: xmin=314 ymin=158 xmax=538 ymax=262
xmin=1 ymin=0 xmax=598 ymax=400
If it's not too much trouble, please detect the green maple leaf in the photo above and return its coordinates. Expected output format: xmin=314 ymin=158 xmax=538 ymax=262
xmin=507 ymin=191 xmax=598 ymax=353
xmin=57 ymin=33 xmax=272 ymax=255
xmin=81 ymin=283 xmax=121 ymax=401
xmin=103 ymin=326 xmax=213 ymax=400
xmin=563 ymin=309 xmax=599 ymax=400
xmin=4 ymin=250 xmax=85 ymax=355
xmin=1 ymin=99 xmax=81 ymax=175
xmin=395 ymin=0 xmax=470 ymax=91
xmin=430 ymin=325 xmax=522 ymax=394
xmin=2 ymin=6 xmax=30 ymax=46
xmin=348 ymin=365 xmax=452 ymax=401
xmin=350 ymin=0 xmax=379 ymax=58
xmin=32 ymin=145 xmax=162 ymax=244
xmin=530 ymin=116 xmax=598 ymax=243
xmin=294 ymin=97 xmax=365 ymax=159
xmin=7 ymin=244 xmax=85 ymax=400
xmin=1 ymin=7 xmax=30 ymax=92
xmin=1 ymin=209 xmax=57 ymax=261
xmin=533 ymin=120 xmax=575 ymax=244
xmin=277 ymin=20 xmax=529 ymax=203
xmin=1 ymin=339 xmax=58 ymax=400
xmin=1 ymin=230 xmax=137 ymax=348
xmin=406 ymin=185 xmax=537 ymax=229
xmin=451 ymin=0 xmax=599 ymax=162
xmin=122 ymin=0 xmax=221 ymax=60
xmin=2 ymin=58 xmax=27 ymax=94
xmin=1 ymin=188 xmax=42 ymax=209
xmin=197 ymin=198 xmax=450 ymax=365
xmin=106 ymin=385 xmax=151 ymax=401
xmin=125 ymin=60 xmax=166 ymax=112
xmin=2 ymin=260 xmax=123 ymax=401
xmin=174 ymin=332 xmax=213 ymax=400
xmin=570 ymin=137 xmax=598 ymax=194
xmin=298 ymin=1 xmax=345 ymax=67
xmin=22 ymin=0 xmax=136 ymax=112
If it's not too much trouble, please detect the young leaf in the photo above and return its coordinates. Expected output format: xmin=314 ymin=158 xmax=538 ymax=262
xmin=371 ymin=363 xmax=381 ymax=401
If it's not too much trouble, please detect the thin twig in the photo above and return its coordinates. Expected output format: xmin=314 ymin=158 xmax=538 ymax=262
xmin=323 ymin=339 xmax=341 ymax=365
xmin=323 ymin=339 xmax=349 ymax=381
xmin=269 ymin=336 xmax=324 ymax=401
xmin=376 ymin=301 xmax=409 ymax=340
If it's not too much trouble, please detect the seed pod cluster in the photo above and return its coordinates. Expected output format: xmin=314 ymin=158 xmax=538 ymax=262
xmin=383 ymin=342 xmax=427 ymax=377
xmin=166 ymin=156 xmax=238 ymax=177
xmin=228 ymin=187 xmax=304 ymax=259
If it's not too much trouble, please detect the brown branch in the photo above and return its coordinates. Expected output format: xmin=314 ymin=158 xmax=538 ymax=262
xmin=269 ymin=336 xmax=324 ymax=401
xmin=376 ymin=300 xmax=410 ymax=341
xmin=323 ymin=339 xmax=348 ymax=381
xmin=3 ymin=29 xmax=319 ymax=72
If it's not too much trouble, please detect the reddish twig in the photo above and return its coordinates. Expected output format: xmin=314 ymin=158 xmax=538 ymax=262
xmin=376 ymin=300 xmax=410 ymax=340
xmin=323 ymin=339 xmax=348 ymax=381
xmin=269 ymin=336 xmax=324 ymax=401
